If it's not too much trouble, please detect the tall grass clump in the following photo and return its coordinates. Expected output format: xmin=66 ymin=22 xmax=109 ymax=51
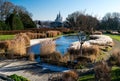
xmin=26 ymin=32 xmax=35 ymax=39
xmin=49 ymin=51 xmax=62 ymax=61
xmin=62 ymin=71 xmax=78 ymax=81
xmin=0 ymin=33 xmax=30 ymax=57
xmin=46 ymin=30 xmax=61 ymax=37
xmin=40 ymin=40 xmax=56 ymax=55
xmin=7 ymin=37 xmax=26 ymax=56
xmin=109 ymin=49 xmax=120 ymax=66
xmin=28 ymin=52 xmax=35 ymax=61
xmin=68 ymin=45 xmax=100 ymax=63
xmin=15 ymin=33 xmax=30 ymax=46
xmin=94 ymin=61 xmax=111 ymax=81
xmin=40 ymin=40 xmax=63 ymax=62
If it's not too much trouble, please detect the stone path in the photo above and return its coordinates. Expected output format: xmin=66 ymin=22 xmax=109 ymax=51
xmin=0 ymin=60 xmax=48 ymax=81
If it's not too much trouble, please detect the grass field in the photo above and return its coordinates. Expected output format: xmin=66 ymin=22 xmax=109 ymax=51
xmin=78 ymin=66 xmax=120 ymax=81
xmin=0 ymin=35 xmax=15 ymax=40
xmin=106 ymin=34 xmax=120 ymax=41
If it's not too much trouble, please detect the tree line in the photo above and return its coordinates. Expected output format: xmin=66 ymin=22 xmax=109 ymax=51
xmin=0 ymin=0 xmax=120 ymax=31
xmin=0 ymin=0 xmax=36 ymax=30
xmin=64 ymin=11 xmax=120 ymax=32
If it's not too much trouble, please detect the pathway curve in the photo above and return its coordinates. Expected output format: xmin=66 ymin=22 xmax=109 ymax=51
xmin=103 ymin=39 xmax=120 ymax=61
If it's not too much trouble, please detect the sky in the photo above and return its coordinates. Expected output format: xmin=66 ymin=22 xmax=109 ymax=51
xmin=9 ymin=0 xmax=120 ymax=21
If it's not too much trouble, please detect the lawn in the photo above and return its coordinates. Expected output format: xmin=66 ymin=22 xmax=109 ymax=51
xmin=0 ymin=35 xmax=15 ymax=41
xmin=106 ymin=34 xmax=120 ymax=41
xmin=78 ymin=66 xmax=120 ymax=81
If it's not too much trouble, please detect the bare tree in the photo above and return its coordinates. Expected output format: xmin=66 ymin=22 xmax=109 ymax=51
xmin=0 ymin=0 xmax=14 ymax=21
xmin=65 ymin=11 xmax=98 ymax=32
xmin=14 ymin=5 xmax=32 ymax=17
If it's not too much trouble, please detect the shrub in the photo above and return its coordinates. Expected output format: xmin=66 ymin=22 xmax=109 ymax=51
xmin=62 ymin=71 xmax=78 ymax=81
xmin=9 ymin=74 xmax=30 ymax=81
xmin=94 ymin=61 xmax=111 ymax=81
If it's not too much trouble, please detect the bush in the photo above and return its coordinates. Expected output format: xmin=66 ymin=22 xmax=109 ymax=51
xmin=9 ymin=74 xmax=30 ymax=81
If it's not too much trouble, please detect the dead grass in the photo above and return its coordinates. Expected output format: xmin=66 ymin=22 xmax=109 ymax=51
xmin=61 ymin=52 xmax=70 ymax=63
xmin=109 ymin=49 xmax=120 ymax=66
xmin=40 ymin=40 xmax=56 ymax=55
xmin=62 ymin=71 xmax=78 ymax=81
xmin=7 ymin=37 xmax=26 ymax=56
xmin=83 ymin=45 xmax=99 ymax=56
xmin=68 ymin=45 xmax=100 ymax=63
xmin=28 ymin=52 xmax=35 ymax=61
xmin=0 ymin=33 xmax=31 ymax=57
xmin=49 ymin=51 xmax=62 ymax=61
xmin=15 ymin=33 xmax=30 ymax=46
xmin=37 ymin=33 xmax=47 ymax=38
xmin=26 ymin=32 xmax=35 ymax=39
xmin=94 ymin=61 xmax=111 ymax=81
xmin=46 ymin=31 xmax=61 ymax=37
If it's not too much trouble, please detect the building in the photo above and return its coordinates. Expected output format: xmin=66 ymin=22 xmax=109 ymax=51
xmin=51 ymin=12 xmax=63 ymax=28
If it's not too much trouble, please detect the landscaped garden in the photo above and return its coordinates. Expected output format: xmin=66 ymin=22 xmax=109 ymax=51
xmin=0 ymin=29 xmax=120 ymax=81
xmin=1 ymin=0 xmax=120 ymax=81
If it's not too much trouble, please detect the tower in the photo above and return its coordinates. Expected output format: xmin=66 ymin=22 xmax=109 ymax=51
xmin=55 ymin=12 xmax=62 ymax=22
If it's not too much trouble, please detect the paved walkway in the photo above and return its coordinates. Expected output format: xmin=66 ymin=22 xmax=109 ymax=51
xmin=0 ymin=60 xmax=48 ymax=81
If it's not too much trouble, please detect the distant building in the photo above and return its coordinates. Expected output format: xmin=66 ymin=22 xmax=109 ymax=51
xmin=51 ymin=12 xmax=63 ymax=28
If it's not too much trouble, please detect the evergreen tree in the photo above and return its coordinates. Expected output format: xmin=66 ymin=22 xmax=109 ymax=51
xmin=5 ymin=13 xmax=24 ymax=30
xmin=0 ymin=20 xmax=8 ymax=30
xmin=19 ymin=13 xmax=36 ymax=29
